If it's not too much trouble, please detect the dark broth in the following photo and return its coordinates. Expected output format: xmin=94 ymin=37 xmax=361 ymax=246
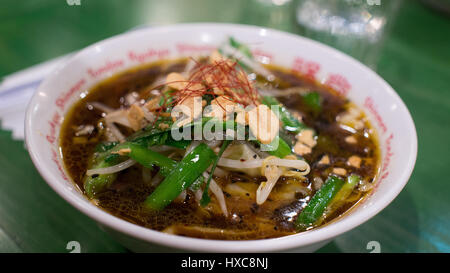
xmin=60 ymin=59 xmax=380 ymax=240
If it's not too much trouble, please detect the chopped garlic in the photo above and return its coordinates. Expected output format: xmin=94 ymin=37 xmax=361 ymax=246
xmin=332 ymin=167 xmax=347 ymax=176
xmin=318 ymin=155 xmax=330 ymax=165
xmin=158 ymin=123 xmax=170 ymax=130
xmin=173 ymin=96 xmax=203 ymax=126
xmin=127 ymin=104 xmax=146 ymax=131
xmin=166 ymin=72 xmax=202 ymax=91
xmin=294 ymin=142 xmax=311 ymax=156
xmin=213 ymin=87 xmax=225 ymax=95
xmin=144 ymin=97 xmax=160 ymax=111
xmin=293 ymin=129 xmax=316 ymax=156
xmin=345 ymin=135 xmax=357 ymax=144
xmin=296 ymin=129 xmax=317 ymax=148
xmin=337 ymin=106 xmax=365 ymax=130
xmin=166 ymin=72 xmax=187 ymax=90
xmin=211 ymin=96 xmax=235 ymax=110
xmin=112 ymin=148 xmax=131 ymax=156
xmin=206 ymin=96 xmax=236 ymax=120
xmin=235 ymin=107 xmax=247 ymax=125
xmin=247 ymin=104 xmax=280 ymax=144
xmin=347 ymin=155 xmax=362 ymax=168
xmin=209 ymin=50 xmax=226 ymax=64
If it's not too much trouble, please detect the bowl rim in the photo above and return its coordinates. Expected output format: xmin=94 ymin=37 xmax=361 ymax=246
xmin=25 ymin=22 xmax=418 ymax=252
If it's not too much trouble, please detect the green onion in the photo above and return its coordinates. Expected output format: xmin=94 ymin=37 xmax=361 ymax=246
xmin=260 ymin=135 xmax=292 ymax=158
xmin=278 ymin=129 xmax=295 ymax=148
xmin=303 ymin=92 xmax=321 ymax=114
xmin=124 ymin=143 xmax=177 ymax=177
xmin=135 ymin=131 xmax=169 ymax=147
xmin=126 ymin=116 xmax=173 ymax=143
xmin=324 ymin=174 xmax=360 ymax=215
xmin=316 ymin=174 xmax=361 ymax=225
xmin=164 ymin=138 xmax=191 ymax=149
xmin=144 ymin=143 xmax=217 ymax=210
xmin=189 ymin=175 xmax=205 ymax=192
xmin=219 ymin=37 xmax=254 ymax=72
xmin=229 ymin=37 xmax=253 ymax=59
xmin=83 ymin=117 xmax=220 ymax=198
xmin=84 ymin=142 xmax=177 ymax=197
xmin=94 ymin=141 xmax=119 ymax=153
xmin=332 ymin=174 xmax=360 ymax=204
xmin=295 ymin=175 xmax=345 ymax=231
xmin=84 ymin=143 xmax=127 ymax=198
xmin=84 ymin=161 xmax=118 ymax=199
xmin=207 ymin=118 xmax=293 ymax=159
xmin=261 ymin=95 xmax=307 ymax=133
xmin=200 ymin=140 xmax=232 ymax=206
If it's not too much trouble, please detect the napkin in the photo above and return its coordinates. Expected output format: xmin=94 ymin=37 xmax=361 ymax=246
xmin=0 ymin=55 xmax=71 ymax=140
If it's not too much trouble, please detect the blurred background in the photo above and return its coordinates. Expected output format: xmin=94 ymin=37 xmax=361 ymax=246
xmin=0 ymin=0 xmax=449 ymax=252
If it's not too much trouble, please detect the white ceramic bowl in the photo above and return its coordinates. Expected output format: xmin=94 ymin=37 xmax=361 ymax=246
xmin=25 ymin=23 xmax=417 ymax=252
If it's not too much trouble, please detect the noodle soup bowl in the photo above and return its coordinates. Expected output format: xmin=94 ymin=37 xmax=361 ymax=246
xmin=25 ymin=23 xmax=417 ymax=252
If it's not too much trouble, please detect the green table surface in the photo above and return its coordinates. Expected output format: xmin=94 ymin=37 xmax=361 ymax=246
xmin=0 ymin=0 xmax=449 ymax=253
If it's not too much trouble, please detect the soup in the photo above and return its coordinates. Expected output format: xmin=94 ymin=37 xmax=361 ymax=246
xmin=60 ymin=38 xmax=379 ymax=240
